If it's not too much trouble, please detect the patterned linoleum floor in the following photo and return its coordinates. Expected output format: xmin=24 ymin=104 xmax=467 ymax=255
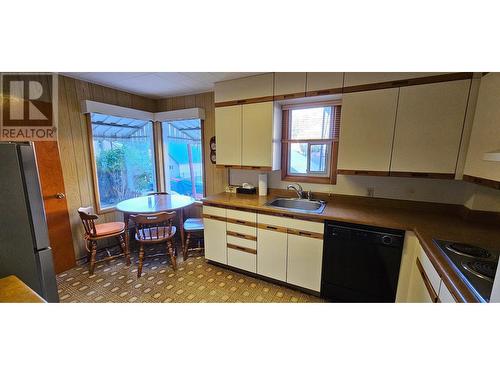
xmin=57 ymin=250 xmax=322 ymax=303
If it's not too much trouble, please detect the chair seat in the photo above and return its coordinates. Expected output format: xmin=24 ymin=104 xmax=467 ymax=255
xmin=94 ymin=221 xmax=125 ymax=237
xmin=135 ymin=226 xmax=176 ymax=242
xmin=184 ymin=218 xmax=204 ymax=232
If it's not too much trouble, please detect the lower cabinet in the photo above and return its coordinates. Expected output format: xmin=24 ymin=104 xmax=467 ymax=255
xmin=203 ymin=206 xmax=227 ymax=264
xmin=227 ymin=246 xmax=256 ymax=273
xmin=257 ymin=226 xmax=287 ymax=282
xmin=286 ymin=233 xmax=323 ymax=292
xmin=398 ymin=231 xmax=457 ymax=303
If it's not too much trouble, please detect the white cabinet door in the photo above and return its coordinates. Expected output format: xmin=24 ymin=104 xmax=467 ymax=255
xmin=242 ymin=102 xmax=274 ymax=167
xmin=257 ymin=227 xmax=287 ymax=281
xmin=306 ymin=73 xmax=343 ymax=92
xmin=438 ymin=280 xmax=456 ymax=303
xmin=215 ymin=105 xmax=242 ymax=166
xmin=338 ymin=88 xmax=399 ymax=172
xmin=286 ymin=234 xmax=323 ymax=292
xmin=204 ymin=217 xmax=227 ymax=264
xmin=215 ymin=73 xmax=274 ymax=103
xmin=464 ymin=73 xmax=500 ymax=182
xmin=274 ymin=72 xmax=306 ymax=97
xmin=391 ymin=80 xmax=471 ymax=174
xmin=406 ymin=260 xmax=434 ymax=303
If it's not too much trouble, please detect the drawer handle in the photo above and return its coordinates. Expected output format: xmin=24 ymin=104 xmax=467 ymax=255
xmin=235 ymin=233 xmax=245 ymax=238
xmin=236 ymin=220 xmax=246 ymax=224
xmin=266 ymin=225 xmax=277 ymax=230
xmin=299 ymin=231 xmax=311 ymax=236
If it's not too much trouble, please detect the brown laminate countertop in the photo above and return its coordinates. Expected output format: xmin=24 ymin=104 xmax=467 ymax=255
xmin=203 ymin=192 xmax=500 ymax=303
xmin=0 ymin=275 xmax=46 ymax=303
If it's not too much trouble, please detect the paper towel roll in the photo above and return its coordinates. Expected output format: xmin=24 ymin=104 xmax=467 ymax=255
xmin=258 ymin=173 xmax=268 ymax=196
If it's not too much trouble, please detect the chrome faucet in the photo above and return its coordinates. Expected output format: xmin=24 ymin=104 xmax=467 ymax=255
xmin=287 ymin=183 xmax=304 ymax=199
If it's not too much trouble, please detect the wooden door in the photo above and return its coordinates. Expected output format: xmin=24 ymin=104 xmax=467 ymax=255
xmin=34 ymin=141 xmax=76 ymax=274
xmin=390 ymin=79 xmax=470 ymax=174
xmin=215 ymin=105 xmax=242 ymax=166
xmin=338 ymin=88 xmax=399 ymax=172
xmin=242 ymin=102 xmax=274 ymax=167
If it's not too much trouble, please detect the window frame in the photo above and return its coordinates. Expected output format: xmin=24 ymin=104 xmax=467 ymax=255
xmin=86 ymin=113 xmax=161 ymax=214
xmin=158 ymin=118 xmax=206 ymax=200
xmin=281 ymin=101 xmax=341 ymax=185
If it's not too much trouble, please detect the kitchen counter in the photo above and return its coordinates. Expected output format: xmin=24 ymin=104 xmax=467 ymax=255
xmin=202 ymin=191 xmax=500 ymax=303
xmin=0 ymin=275 xmax=46 ymax=303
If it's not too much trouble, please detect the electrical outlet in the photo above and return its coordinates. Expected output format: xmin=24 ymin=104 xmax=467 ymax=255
xmin=367 ymin=187 xmax=375 ymax=197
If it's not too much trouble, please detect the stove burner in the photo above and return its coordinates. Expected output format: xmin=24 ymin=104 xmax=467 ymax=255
xmin=446 ymin=243 xmax=491 ymax=258
xmin=462 ymin=260 xmax=497 ymax=282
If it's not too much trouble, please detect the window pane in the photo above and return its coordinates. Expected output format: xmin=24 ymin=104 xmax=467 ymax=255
xmin=91 ymin=115 xmax=156 ymax=209
xmin=162 ymin=119 xmax=204 ymax=199
xmin=289 ymin=142 xmax=308 ymax=174
xmin=290 ymin=106 xmax=332 ymax=140
xmin=309 ymin=144 xmax=328 ymax=173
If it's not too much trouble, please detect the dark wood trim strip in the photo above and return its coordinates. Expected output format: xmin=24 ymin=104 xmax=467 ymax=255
xmin=226 ymin=217 xmax=257 ymax=227
xmin=389 ymin=172 xmax=455 ymax=179
xmin=343 ymin=72 xmax=473 ymax=94
xmin=287 ymin=228 xmax=323 ymax=240
xmin=227 ymin=243 xmax=257 ymax=255
xmin=258 ymin=210 xmax=325 ymax=223
xmin=216 ymin=165 xmax=273 ymax=171
xmin=226 ymin=231 xmax=257 ymax=241
xmin=257 ymin=223 xmax=287 ymax=233
xmin=274 ymin=92 xmax=306 ymax=101
xmin=463 ymin=174 xmax=500 ymax=190
xmin=338 ymin=169 xmax=390 ymax=176
xmin=202 ymin=214 xmax=226 ymax=222
xmin=215 ymin=96 xmax=274 ymax=108
xmin=305 ymin=87 xmax=343 ymax=97
xmin=416 ymin=257 xmax=439 ymax=302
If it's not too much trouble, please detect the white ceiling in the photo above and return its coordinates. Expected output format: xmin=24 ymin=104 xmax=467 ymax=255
xmin=61 ymin=72 xmax=260 ymax=99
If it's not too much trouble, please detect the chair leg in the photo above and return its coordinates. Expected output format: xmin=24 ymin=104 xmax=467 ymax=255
xmin=183 ymin=232 xmax=191 ymax=261
xmin=137 ymin=244 xmax=145 ymax=278
xmin=118 ymin=234 xmax=131 ymax=266
xmin=89 ymin=240 xmax=97 ymax=275
xmin=167 ymin=239 xmax=177 ymax=271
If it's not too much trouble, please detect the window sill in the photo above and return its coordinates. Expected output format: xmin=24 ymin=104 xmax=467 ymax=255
xmin=282 ymin=175 xmax=337 ymax=185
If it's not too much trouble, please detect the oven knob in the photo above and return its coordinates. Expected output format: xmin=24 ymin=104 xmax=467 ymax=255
xmin=381 ymin=235 xmax=393 ymax=245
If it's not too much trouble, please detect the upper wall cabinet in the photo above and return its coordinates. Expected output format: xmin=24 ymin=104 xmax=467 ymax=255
xmin=274 ymin=73 xmax=306 ymax=99
xmin=343 ymin=73 xmax=442 ymax=88
xmin=337 ymin=88 xmax=399 ymax=173
xmin=305 ymin=73 xmax=344 ymax=94
xmin=390 ymin=79 xmax=471 ymax=175
xmin=215 ymin=102 xmax=281 ymax=169
xmin=214 ymin=73 xmax=274 ymax=103
xmin=215 ymin=106 xmax=242 ymax=166
xmin=464 ymin=73 xmax=500 ymax=185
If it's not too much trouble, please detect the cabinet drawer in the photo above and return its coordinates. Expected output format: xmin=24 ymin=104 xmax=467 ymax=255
xmin=226 ymin=222 xmax=256 ymax=237
xmin=257 ymin=214 xmax=324 ymax=235
xmin=203 ymin=205 xmax=226 ymax=218
xmin=226 ymin=208 xmax=256 ymax=224
xmin=227 ymin=235 xmax=257 ymax=250
xmin=416 ymin=243 xmax=441 ymax=295
xmin=227 ymin=247 xmax=257 ymax=273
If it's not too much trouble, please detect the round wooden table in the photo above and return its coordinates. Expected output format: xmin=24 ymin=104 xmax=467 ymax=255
xmin=116 ymin=194 xmax=195 ymax=254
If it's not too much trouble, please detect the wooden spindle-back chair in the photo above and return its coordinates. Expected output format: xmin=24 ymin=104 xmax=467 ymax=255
xmin=130 ymin=211 xmax=177 ymax=277
xmin=77 ymin=206 xmax=130 ymax=275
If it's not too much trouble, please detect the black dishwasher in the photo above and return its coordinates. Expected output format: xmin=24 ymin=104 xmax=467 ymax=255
xmin=321 ymin=221 xmax=404 ymax=302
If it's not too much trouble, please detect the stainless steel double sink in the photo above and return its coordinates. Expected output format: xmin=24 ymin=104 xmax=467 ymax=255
xmin=265 ymin=197 xmax=326 ymax=214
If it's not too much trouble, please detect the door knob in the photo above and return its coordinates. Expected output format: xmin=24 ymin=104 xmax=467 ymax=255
xmin=55 ymin=193 xmax=66 ymax=199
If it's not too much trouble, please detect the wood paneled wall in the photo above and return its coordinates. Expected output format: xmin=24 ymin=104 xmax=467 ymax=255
xmin=57 ymin=75 xmax=157 ymax=259
xmin=156 ymin=91 xmax=228 ymax=197
xmin=57 ymin=78 xmax=227 ymax=260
